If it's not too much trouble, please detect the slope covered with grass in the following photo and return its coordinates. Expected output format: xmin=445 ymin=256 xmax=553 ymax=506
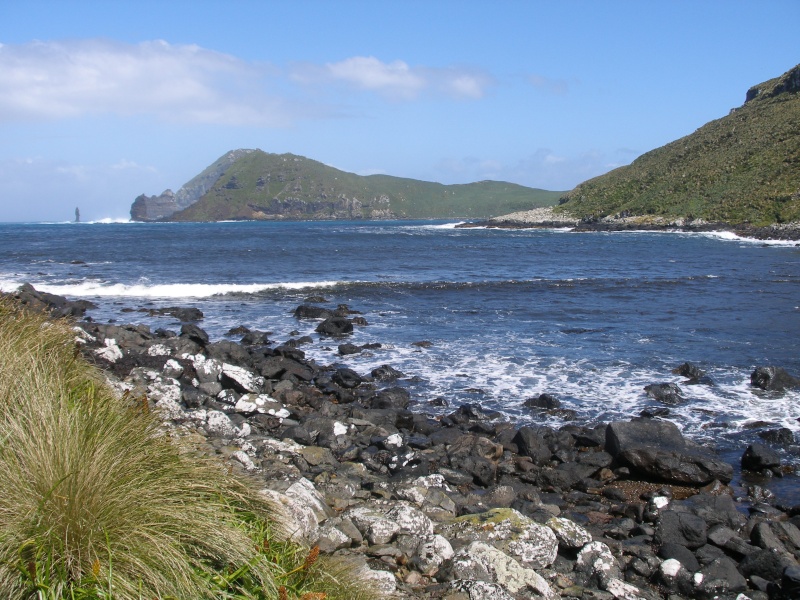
xmin=556 ymin=64 xmax=800 ymax=226
xmin=0 ymin=299 xmax=377 ymax=600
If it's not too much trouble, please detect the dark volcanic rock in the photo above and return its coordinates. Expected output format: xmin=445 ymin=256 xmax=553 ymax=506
xmin=8 ymin=283 xmax=97 ymax=318
xmin=605 ymin=420 xmax=733 ymax=484
xmin=316 ymin=317 xmax=353 ymax=336
xmin=750 ymin=366 xmax=800 ymax=391
xmin=655 ymin=510 xmax=708 ymax=549
xmin=294 ymin=304 xmax=334 ymax=320
xmin=523 ymin=393 xmax=561 ymax=410
xmin=180 ymin=323 xmax=209 ymax=346
xmin=742 ymin=443 xmax=782 ymax=472
xmin=146 ymin=306 xmax=204 ymax=321
xmin=644 ymin=382 xmax=685 ymax=405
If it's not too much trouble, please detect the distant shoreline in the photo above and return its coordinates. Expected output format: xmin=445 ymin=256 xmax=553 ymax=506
xmin=456 ymin=207 xmax=800 ymax=242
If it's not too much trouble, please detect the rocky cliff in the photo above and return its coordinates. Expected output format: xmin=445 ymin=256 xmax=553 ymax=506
xmin=130 ymin=149 xmax=255 ymax=221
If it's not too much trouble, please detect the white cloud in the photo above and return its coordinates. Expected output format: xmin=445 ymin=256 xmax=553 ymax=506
xmin=0 ymin=39 xmax=296 ymax=126
xmin=293 ymin=56 xmax=493 ymax=101
xmin=326 ymin=56 xmax=425 ymax=98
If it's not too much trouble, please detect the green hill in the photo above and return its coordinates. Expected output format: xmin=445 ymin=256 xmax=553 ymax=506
xmin=132 ymin=150 xmax=562 ymax=222
xmin=556 ymin=64 xmax=800 ymax=226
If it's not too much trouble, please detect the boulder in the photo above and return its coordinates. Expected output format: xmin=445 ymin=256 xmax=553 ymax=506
xmin=293 ymin=304 xmax=334 ymax=319
xmin=695 ymin=556 xmax=747 ymax=598
xmin=644 ymin=382 xmax=685 ymax=405
xmin=512 ymin=426 xmax=555 ymax=466
xmin=315 ymin=317 xmax=353 ymax=336
xmin=605 ymin=420 xmax=733 ymax=484
xmin=445 ymin=541 xmax=555 ymax=598
xmin=742 ymin=442 xmax=782 ymax=472
xmin=655 ymin=510 xmax=708 ymax=549
xmin=179 ymin=323 xmax=209 ymax=346
xmin=441 ymin=508 xmax=558 ymax=570
xmin=750 ymin=366 xmax=800 ymax=391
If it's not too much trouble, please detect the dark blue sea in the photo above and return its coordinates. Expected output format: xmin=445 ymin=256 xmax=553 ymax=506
xmin=2 ymin=220 xmax=800 ymax=499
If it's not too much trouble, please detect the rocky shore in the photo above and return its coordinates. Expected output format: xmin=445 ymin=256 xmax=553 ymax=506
xmin=458 ymin=207 xmax=800 ymax=243
xmin=7 ymin=283 xmax=800 ymax=600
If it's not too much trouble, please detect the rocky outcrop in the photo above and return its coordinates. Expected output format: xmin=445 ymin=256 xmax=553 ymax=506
xmin=131 ymin=149 xmax=255 ymax=221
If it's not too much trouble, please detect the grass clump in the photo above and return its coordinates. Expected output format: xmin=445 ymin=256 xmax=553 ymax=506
xmin=0 ymin=298 xmax=379 ymax=600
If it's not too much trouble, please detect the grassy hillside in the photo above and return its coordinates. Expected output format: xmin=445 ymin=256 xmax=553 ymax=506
xmin=556 ymin=64 xmax=800 ymax=226
xmin=170 ymin=150 xmax=562 ymax=221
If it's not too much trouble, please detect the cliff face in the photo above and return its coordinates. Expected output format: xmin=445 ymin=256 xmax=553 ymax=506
xmin=130 ymin=149 xmax=255 ymax=221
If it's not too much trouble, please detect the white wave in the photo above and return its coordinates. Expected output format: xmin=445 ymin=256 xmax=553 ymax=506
xmin=4 ymin=280 xmax=347 ymax=299
xmin=696 ymin=230 xmax=799 ymax=247
xmin=424 ymin=221 xmax=465 ymax=229
xmin=86 ymin=217 xmax=132 ymax=224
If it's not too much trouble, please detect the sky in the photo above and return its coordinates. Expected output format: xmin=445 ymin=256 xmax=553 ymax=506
xmin=0 ymin=1 xmax=797 ymax=222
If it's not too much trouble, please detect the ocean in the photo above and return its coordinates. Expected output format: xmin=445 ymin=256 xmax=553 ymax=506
xmin=2 ymin=220 xmax=799 ymax=498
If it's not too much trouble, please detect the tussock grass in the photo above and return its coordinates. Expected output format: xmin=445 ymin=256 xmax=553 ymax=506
xmin=0 ymin=298 xmax=379 ymax=600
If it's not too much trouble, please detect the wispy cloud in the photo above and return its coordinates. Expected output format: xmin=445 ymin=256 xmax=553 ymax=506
xmin=528 ymin=74 xmax=571 ymax=95
xmin=292 ymin=56 xmax=493 ymax=100
xmin=0 ymin=39 xmax=297 ymax=126
xmin=433 ymin=148 xmax=633 ymax=190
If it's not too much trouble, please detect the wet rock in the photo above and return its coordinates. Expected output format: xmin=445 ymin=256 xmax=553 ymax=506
xmin=742 ymin=442 xmax=782 ymax=473
xmin=524 ymin=393 xmax=561 ymax=410
xmin=759 ymin=427 xmax=796 ymax=446
xmin=750 ymin=366 xmax=800 ymax=391
xmin=672 ymin=361 xmax=706 ymax=380
xmin=293 ymin=304 xmax=334 ymax=319
xmin=605 ymin=420 xmax=733 ymax=484
xmin=644 ymin=382 xmax=685 ymax=405
xmin=316 ymin=316 xmax=353 ymax=336
xmin=147 ymin=306 xmax=204 ymax=322
xmin=370 ymin=364 xmax=404 ymax=382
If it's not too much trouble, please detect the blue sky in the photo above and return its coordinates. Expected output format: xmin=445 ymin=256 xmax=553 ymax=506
xmin=0 ymin=0 xmax=797 ymax=222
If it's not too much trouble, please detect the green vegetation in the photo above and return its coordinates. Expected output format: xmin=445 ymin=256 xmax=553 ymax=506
xmin=169 ymin=150 xmax=562 ymax=221
xmin=0 ymin=298 xmax=377 ymax=600
xmin=556 ymin=64 xmax=800 ymax=226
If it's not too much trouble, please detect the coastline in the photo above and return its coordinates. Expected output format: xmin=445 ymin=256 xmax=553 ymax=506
xmin=457 ymin=207 xmax=800 ymax=243
xmin=5 ymin=283 xmax=800 ymax=599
